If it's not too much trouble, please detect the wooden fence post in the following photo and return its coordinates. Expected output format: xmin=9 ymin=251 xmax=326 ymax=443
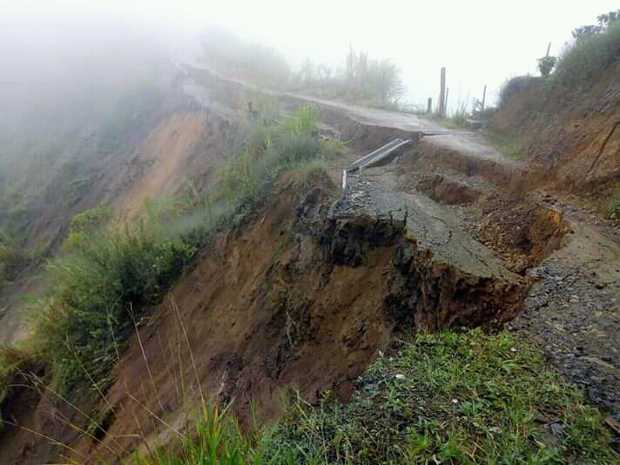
xmin=427 ymin=97 xmax=432 ymax=114
xmin=481 ymin=85 xmax=487 ymax=111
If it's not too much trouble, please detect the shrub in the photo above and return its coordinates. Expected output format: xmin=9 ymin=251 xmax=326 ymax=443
xmin=0 ymin=230 xmax=30 ymax=286
xmin=553 ymin=19 xmax=620 ymax=86
xmin=498 ymin=75 xmax=542 ymax=108
xmin=33 ymin=221 xmax=196 ymax=393
xmin=63 ymin=205 xmax=113 ymax=251
xmin=537 ymin=55 xmax=557 ymax=77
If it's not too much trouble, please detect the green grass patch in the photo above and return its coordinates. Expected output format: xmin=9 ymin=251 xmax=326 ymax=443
xmin=608 ymin=183 xmax=620 ymax=221
xmin=262 ymin=330 xmax=617 ymax=464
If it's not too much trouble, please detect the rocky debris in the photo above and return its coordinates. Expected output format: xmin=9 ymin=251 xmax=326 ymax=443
xmin=511 ymin=257 xmax=620 ymax=422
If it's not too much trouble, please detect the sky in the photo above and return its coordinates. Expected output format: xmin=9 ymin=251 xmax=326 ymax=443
xmin=2 ymin=0 xmax=619 ymax=110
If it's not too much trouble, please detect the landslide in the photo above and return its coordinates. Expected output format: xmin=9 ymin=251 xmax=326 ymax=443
xmin=0 ymin=166 xmax=531 ymax=464
xmin=0 ymin=84 xmax=243 ymax=345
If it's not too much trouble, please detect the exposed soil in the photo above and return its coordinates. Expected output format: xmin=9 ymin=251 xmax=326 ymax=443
xmin=1 ymin=67 xmax=619 ymax=464
xmin=491 ymin=62 xmax=620 ymax=210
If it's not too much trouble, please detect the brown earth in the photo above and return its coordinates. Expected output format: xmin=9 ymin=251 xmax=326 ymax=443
xmin=490 ymin=63 xmax=620 ymax=210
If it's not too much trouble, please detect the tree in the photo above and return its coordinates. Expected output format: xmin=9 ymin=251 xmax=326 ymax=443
xmin=538 ymin=55 xmax=557 ymax=78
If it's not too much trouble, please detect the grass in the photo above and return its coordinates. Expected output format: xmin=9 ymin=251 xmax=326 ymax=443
xmin=608 ymin=182 xmax=620 ymax=221
xmin=128 ymin=330 xmax=617 ymax=465
xmin=28 ymin=105 xmax=334 ymax=395
xmin=483 ymin=129 xmax=525 ymax=161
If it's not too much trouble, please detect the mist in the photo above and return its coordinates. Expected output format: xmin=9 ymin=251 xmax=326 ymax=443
xmin=4 ymin=0 xmax=620 ymax=112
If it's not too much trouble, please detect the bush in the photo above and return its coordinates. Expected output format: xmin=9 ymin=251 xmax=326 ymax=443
xmin=0 ymin=230 xmax=31 ymax=286
xmin=498 ymin=75 xmax=542 ymax=108
xmin=538 ymin=55 xmax=557 ymax=77
xmin=33 ymin=221 xmax=196 ymax=393
xmin=553 ymin=19 xmax=620 ymax=86
xmin=63 ymin=205 xmax=113 ymax=251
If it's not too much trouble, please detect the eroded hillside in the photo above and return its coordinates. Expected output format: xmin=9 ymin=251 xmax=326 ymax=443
xmin=1 ymin=58 xmax=619 ymax=465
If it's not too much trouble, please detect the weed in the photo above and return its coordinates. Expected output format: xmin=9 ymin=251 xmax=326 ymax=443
xmin=608 ymin=183 xmax=620 ymax=221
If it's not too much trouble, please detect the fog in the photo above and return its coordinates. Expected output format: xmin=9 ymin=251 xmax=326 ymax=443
xmin=2 ymin=0 xmax=619 ymax=112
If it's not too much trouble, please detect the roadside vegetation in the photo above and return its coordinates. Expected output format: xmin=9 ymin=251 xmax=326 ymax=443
xmin=290 ymin=46 xmax=405 ymax=108
xmin=26 ymin=105 xmax=338 ymax=395
xmin=608 ymin=182 xmax=620 ymax=222
xmin=129 ymin=330 xmax=618 ymax=465
xmin=553 ymin=11 xmax=620 ymax=87
xmin=200 ymin=28 xmax=405 ymax=108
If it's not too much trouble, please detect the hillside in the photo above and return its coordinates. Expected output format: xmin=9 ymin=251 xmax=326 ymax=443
xmin=489 ymin=21 xmax=620 ymax=217
xmin=1 ymin=14 xmax=619 ymax=465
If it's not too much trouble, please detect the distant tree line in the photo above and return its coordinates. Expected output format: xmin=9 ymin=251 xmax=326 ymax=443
xmin=200 ymin=30 xmax=405 ymax=108
xmin=290 ymin=45 xmax=405 ymax=107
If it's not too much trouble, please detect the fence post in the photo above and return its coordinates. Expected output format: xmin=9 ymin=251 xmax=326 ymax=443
xmin=444 ymin=88 xmax=449 ymax=116
xmin=438 ymin=67 xmax=446 ymax=117
xmin=481 ymin=85 xmax=487 ymax=111
xmin=427 ymin=97 xmax=432 ymax=114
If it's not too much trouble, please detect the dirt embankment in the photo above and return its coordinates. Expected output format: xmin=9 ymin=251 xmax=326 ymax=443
xmin=0 ymin=166 xmax=533 ymax=464
xmin=491 ymin=64 xmax=620 ymax=208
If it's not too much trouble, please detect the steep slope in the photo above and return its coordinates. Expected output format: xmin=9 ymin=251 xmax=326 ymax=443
xmin=491 ymin=62 xmax=620 ymax=208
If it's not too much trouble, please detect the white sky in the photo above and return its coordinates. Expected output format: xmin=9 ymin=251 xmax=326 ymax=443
xmin=3 ymin=0 xmax=619 ymax=109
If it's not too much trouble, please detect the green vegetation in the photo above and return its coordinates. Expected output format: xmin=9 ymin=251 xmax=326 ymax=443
xmin=608 ymin=183 xmax=620 ymax=221
xmin=553 ymin=12 xmax=620 ymax=87
xmin=128 ymin=330 xmax=618 ymax=465
xmin=292 ymin=46 xmax=405 ymax=107
xmin=128 ymin=405 xmax=258 ymax=465
xmin=29 ymin=106 xmax=334 ymax=394
xmin=63 ymin=205 xmax=114 ymax=251
xmin=537 ymin=55 xmax=557 ymax=78
xmin=0 ymin=228 xmax=39 ymax=287
xmin=483 ymin=129 xmax=525 ymax=160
